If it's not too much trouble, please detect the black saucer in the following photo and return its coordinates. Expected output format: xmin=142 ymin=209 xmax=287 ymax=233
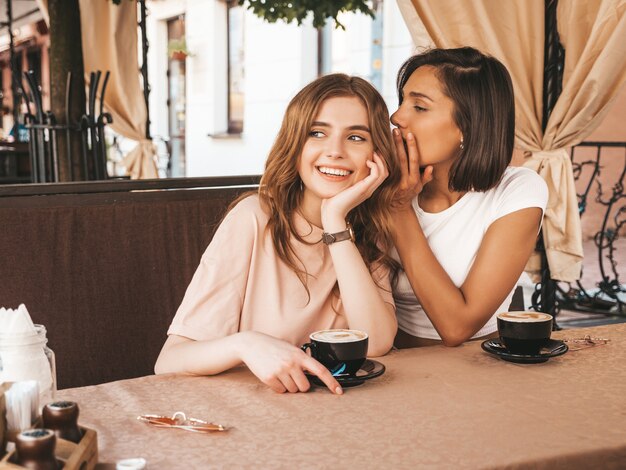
xmin=306 ymin=359 xmax=385 ymax=387
xmin=481 ymin=338 xmax=568 ymax=363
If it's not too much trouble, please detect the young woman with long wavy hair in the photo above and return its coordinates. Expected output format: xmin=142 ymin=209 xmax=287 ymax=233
xmin=156 ymin=74 xmax=400 ymax=394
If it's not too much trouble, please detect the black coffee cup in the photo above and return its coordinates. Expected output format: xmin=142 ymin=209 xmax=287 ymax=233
xmin=301 ymin=329 xmax=368 ymax=376
xmin=497 ymin=311 xmax=553 ymax=355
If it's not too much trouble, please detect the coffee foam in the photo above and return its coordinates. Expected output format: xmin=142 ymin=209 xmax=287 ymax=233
xmin=498 ymin=312 xmax=552 ymax=323
xmin=310 ymin=329 xmax=367 ymax=343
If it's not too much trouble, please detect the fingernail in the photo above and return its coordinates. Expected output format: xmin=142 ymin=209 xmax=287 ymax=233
xmin=393 ymin=128 xmax=399 ymax=136
xmin=407 ymin=133 xmax=414 ymax=140
xmin=335 ymin=386 xmax=343 ymax=395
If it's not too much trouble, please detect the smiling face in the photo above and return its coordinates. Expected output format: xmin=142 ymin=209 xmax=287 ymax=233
xmin=391 ymin=65 xmax=462 ymax=169
xmin=297 ymin=96 xmax=373 ymax=220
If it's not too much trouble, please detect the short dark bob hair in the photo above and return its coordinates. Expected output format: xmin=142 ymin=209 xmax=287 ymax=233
xmin=397 ymin=47 xmax=515 ymax=192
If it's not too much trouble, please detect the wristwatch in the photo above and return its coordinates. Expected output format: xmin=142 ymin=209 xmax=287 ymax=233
xmin=321 ymin=223 xmax=355 ymax=245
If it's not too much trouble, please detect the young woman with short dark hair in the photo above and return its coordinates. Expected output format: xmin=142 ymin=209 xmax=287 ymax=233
xmin=390 ymin=47 xmax=548 ymax=347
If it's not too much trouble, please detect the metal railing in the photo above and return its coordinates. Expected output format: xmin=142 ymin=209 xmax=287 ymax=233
xmin=556 ymin=141 xmax=626 ymax=316
xmin=23 ymin=70 xmax=112 ymax=182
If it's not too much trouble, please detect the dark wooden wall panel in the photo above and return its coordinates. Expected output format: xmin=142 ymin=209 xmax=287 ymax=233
xmin=0 ymin=184 xmax=254 ymax=388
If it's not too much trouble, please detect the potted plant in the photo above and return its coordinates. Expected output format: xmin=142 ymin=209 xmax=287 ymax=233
xmin=168 ymin=38 xmax=191 ymax=61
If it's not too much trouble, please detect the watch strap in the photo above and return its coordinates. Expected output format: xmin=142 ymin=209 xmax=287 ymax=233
xmin=321 ymin=224 xmax=355 ymax=245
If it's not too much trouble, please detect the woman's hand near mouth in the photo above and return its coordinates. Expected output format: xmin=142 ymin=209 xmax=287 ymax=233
xmin=320 ymin=152 xmax=388 ymax=231
xmin=392 ymin=128 xmax=433 ymax=213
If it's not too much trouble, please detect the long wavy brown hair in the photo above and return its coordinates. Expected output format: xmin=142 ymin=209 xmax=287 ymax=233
xmin=256 ymin=73 xmax=401 ymax=295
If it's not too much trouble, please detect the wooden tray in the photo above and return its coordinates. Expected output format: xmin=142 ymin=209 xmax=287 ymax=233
xmin=0 ymin=426 xmax=98 ymax=470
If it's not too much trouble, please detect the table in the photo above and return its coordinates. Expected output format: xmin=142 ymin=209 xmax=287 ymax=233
xmin=59 ymin=324 xmax=626 ymax=469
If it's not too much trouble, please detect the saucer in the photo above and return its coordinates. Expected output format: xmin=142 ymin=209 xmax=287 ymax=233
xmin=481 ymin=339 xmax=568 ymax=364
xmin=306 ymin=359 xmax=385 ymax=387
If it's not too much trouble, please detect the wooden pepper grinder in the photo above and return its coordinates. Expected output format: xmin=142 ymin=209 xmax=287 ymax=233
xmin=14 ymin=429 xmax=59 ymax=470
xmin=42 ymin=401 xmax=83 ymax=443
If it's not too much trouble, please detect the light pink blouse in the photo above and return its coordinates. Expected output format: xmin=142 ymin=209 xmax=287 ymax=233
xmin=167 ymin=195 xmax=394 ymax=346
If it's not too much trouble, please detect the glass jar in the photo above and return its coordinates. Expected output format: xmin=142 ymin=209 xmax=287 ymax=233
xmin=0 ymin=324 xmax=56 ymax=407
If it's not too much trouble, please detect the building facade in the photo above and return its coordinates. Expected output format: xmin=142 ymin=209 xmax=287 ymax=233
xmin=145 ymin=0 xmax=417 ymax=177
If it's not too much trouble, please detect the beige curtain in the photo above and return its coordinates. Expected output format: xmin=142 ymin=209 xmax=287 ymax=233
xmin=79 ymin=0 xmax=157 ymax=179
xmin=37 ymin=0 xmax=157 ymax=178
xmin=397 ymin=0 xmax=626 ymax=282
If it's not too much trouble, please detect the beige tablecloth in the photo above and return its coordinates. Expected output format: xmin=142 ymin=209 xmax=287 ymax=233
xmin=59 ymin=324 xmax=626 ymax=469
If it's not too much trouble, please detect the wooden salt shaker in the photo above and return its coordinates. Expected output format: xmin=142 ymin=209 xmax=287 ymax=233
xmin=14 ymin=428 xmax=59 ymax=470
xmin=42 ymin=401 xmax=83 ymax=443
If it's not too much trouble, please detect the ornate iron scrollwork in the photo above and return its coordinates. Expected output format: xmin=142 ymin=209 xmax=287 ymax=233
xmin=556 ymin=142 xmax=626 ymax=316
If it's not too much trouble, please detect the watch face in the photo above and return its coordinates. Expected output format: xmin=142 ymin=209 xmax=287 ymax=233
xmin=348 ymin=225 xmax=355 ymax=243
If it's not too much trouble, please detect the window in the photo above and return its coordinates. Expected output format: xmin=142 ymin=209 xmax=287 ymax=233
xmin=227 ymin=2 xmax=245 ymax=134
xmin=317 ymin=22 xmax=333 ymax=76
xmin=316 ymin=3 xmax=384 ymax=91
xmin=26 ymin=48 xmax=42 ymax=92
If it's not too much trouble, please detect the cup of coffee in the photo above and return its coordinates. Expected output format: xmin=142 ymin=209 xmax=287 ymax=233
xmin=497 ymin=311 xmax=553 ymax=355
xmin=301 ymin=329 xmax=368 ymax=376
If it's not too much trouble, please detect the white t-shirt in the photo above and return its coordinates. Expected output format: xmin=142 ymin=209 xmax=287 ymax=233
xmin=393 ymin=166 xmax=549 ymax=340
